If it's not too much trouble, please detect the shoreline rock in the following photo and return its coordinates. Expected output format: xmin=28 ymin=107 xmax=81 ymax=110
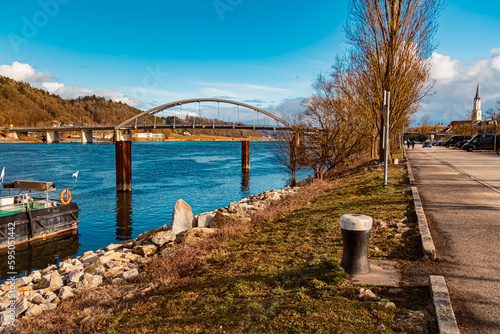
xmin=0 ymin=185 xmax=299 ymax=330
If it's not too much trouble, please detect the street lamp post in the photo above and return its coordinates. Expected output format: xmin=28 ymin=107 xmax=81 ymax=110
xmin=383 ymin=91 xmax=390 ymax=187
xmin=494 ymin=120 xmax=498 ymax=153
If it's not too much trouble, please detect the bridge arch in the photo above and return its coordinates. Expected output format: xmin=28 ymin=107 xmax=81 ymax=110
xmin=114 ymin=98 xmax=291 ymax=129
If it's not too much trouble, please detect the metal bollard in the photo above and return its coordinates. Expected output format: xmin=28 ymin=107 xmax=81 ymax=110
xmin=340 ymin=214 xmax=372 ymax=274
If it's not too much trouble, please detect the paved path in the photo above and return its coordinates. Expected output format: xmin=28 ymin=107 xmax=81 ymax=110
xmin=407 ymin=146 xmax=500 ymax=334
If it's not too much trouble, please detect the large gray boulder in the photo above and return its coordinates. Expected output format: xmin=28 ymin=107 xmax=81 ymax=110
xmin=196 ymin=212 xmax=215 ymax=227
xmin=68 ymin=269 xmax=83 ymax=284
xmin=30 ymin=294 xmax=45 ymax=305
xmin=151 ymin=230 xmax=176 ymax=247
xmin=0 ymin=311 xmax=11 ymax=326
xmin=132 ymin=245 xmax=157 ymax=257
xmin=80 ymin=251 xmax=98 ymax=264
xmin=81 ymin=274 xmax=103 ymax=289
xmin=40 ymin=303 xmax=57 ymax=311
xmin=15 ymin=276 xmax=32 ymax=287
xmin=176 ymin=227 xmax=218 ymax=246
xmin=58 ymin=286 xmax=74 ymax=300
xmin=47 ymin=272 xmax=64 ymax=292
xmin=25 ymin=304 xmax=42 ymax=317
xmin=169 ymin=199 xmax=197 ymax=234
xmin=120 ymin=269 xmax=139 ymax=281
xmin=208 ymin=212 xmax=251 ymax=229
xmin=15 ymin=298 xmax=29 ymax=317
xmin=135 ymin=225 xmax=166 ymax=245
xmin=30 ymin=271 xmax=42 ymax=283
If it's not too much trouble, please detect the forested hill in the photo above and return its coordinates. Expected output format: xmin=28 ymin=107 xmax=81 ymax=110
xmin=0 ymin=75 xmax=142 ymax=127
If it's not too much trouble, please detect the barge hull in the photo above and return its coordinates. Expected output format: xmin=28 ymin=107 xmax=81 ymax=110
xmin=0 ymin=203 xmax=80 ymax=248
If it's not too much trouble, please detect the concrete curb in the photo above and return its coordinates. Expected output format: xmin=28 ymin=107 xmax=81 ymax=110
xmin=429 ymin=275 xmax=460 ymax=334
xmin=407 ymin=160 xmax=415 ymax=184
xmin=411 ymin=186 xmax=436 ymax=260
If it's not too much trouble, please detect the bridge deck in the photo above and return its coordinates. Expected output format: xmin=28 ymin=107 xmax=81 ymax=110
xmin=6 ymin=124 xmax=290 ymax=132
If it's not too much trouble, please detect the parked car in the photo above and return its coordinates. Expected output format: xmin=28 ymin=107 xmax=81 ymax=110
xmin=443 ymin=135 xmax=471 ymax=148
xmin=462 ymin=134 xmax=500 ymax=152
xmin=423 ymin=141 xmax=432 ymax=148
xmin=454 ymin=140 xmax=469 ymax=149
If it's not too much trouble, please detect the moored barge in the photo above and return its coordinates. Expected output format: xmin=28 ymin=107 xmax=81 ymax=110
xmin=0 ymin=181 xmax=80 ymax=248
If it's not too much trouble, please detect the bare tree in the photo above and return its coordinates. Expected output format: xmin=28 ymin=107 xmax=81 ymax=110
xmin=420 ymin=115 xmax=431 ymax=127
xmin=271 ymin=114 xmax=305 ymax=186
xmin=343 ymin=0 xmax=444 ymax=161
xmin=452 ymin=109 xmax=475 ymax=137
xmin=297 ymin=75 xmax=370 ymax=179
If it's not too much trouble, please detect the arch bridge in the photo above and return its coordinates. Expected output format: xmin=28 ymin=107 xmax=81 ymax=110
xmin=114 ymin=98 xmax=292 ymax=192
xmin=115 ymin=98 xmax=292 ymax=129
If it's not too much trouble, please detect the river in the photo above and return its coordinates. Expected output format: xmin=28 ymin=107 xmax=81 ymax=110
xmin=0 ymin=141 xmax=309 ymax=279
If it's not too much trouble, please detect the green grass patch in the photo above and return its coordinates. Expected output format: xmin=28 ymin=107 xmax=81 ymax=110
xmin=102 ymin=165 xmax=436 ymax=333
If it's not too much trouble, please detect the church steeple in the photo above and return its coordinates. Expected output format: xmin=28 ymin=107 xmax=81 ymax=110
xmin=472 ymin=82 xmax=482 ymax=122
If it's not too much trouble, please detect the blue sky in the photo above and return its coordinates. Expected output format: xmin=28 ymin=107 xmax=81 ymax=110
xmin=1 ymin=0 xmax=500 ymax=125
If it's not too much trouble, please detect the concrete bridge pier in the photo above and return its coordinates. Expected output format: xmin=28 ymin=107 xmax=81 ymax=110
xmin=7 ymin=132 xmax=18 ymax=140
xmin=81 ymin=130 xmax=93 ymax=144
xmin=46 ymin=131 xmax=60 ymax=143
xmin=242 ymin=141 xmax=250 ymax=171
xmin=115 ymin=130 xmax=132 ymax=192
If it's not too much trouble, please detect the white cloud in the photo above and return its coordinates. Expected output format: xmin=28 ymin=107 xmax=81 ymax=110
xmin=41 ymin=81 xmax=65 ymax=92
xmin=266 ymin=97 xmax=306 ymax=117
xmin=419 ymin=48 xmax=500 ymax=124
xmin=490 ymin=48 xmax=500 ymax=57
xmin=200 ymin=88 xmax=237 ymax=98
xmin=0 ymin=61 xmax=143 ymax=108
xmin=492 ymin=52 xmax=500 ymax=72
xmin=430 ymin=53 xmax=458 ymax=82
xmin=92 ymin=88 xmax=143 ymax=108
xmin=197 ymin=82 xmax=289 ymax=92
xmin=0 ymin=61 xmax=55 ymax=84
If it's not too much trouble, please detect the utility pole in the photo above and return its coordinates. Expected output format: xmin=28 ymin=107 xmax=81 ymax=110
xmin=383 ymin=91 xmax=390 ymax=187
xmin=494 ymin=119 xmax=498 ymax=153
xmin=401 ymin=124 xmax=404 ymax=162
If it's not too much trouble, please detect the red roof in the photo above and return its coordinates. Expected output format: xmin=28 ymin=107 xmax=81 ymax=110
xmin=447 ymin=121 xmax=470 ymax=128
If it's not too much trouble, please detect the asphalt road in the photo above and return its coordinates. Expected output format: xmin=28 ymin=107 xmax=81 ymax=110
xmin=407 ymin=145 xmax=500 ymax=334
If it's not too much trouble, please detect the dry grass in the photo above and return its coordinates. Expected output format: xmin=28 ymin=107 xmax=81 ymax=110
xmin=12 ymin=162 xmax=435 ymax=334
xmin=142 ymin=179 xmax=331 ymax=288
xmin=98 ymin=164 xmax=436 ymax=333
xmin=10 ymin=177 xmax=332 ymax=334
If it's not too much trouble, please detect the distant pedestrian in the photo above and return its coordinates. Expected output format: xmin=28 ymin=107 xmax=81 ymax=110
xmin=411 ymin=141 xmax=415 ymax=150
xmin=407 ymin=140 xmax=410 ymax=149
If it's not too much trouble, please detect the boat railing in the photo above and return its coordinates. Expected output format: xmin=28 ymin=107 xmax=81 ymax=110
xmin=1 ymin=181 xmax=74 ymax=217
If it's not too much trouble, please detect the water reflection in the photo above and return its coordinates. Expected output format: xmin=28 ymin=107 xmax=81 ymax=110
xmin=115 ymin=192 xmax=133 ymax=241
xmin=241 ymin=170 xmax=250 ymax=197
xmin=0 ymin=230 xmax=80 ymax=280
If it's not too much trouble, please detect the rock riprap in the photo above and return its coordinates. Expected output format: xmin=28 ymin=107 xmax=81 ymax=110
xmin=0 ymin=186 xmax=298 ymax=331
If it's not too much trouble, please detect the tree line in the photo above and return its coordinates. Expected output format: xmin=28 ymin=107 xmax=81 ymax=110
xmin=0 ymin=76 xmax=264 ymax=140
xmin=0 ymin=76 xmax=142 ymax=127
xmin=278 ymin=0 xmax=444 ymax=185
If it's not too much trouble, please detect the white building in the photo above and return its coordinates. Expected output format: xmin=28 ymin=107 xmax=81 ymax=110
xmin=135 ymin=133 xmax=165 ymax=139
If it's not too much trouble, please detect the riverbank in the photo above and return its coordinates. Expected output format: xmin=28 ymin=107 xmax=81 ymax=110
xmin=0 ymin=134 xmax=274 ymax=143
xmin=4 ymin=164 xmax=438 ymax=333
